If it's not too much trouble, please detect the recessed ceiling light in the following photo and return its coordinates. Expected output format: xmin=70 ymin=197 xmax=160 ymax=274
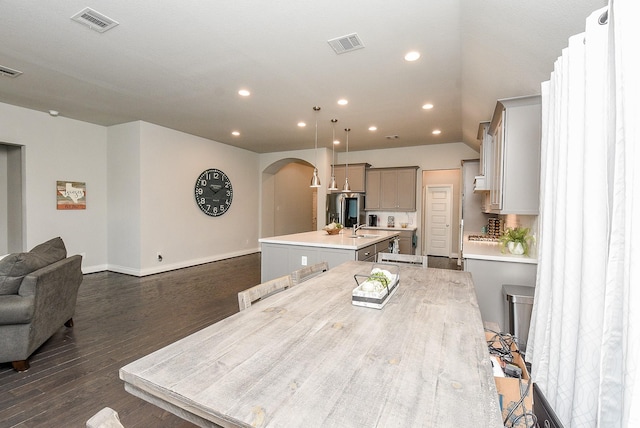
xmin=231 ymin=131 xmax=240 ymax=136
xmin=238 ymin=89 xmax=250 ymax=97
xmin=404 ymin=51 xmax=421 ymax=62
xmin=298 ymin=122 xmax=306 ymax=127
xmin=337 ymin=99 xmax=348 ymax=106
xmin=368 ymin=126 xmax=377 ymax=131
xmin=422 ymin=103 xmax=434 ymax=110
xmin=432 ymin=129 xmax=441 ymax=135
xmin=333 ymin=140 xmax=340 ymax=145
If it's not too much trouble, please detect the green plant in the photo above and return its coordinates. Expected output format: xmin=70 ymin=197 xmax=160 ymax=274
xmin=498 ymin=226 xmax=533 ymax=256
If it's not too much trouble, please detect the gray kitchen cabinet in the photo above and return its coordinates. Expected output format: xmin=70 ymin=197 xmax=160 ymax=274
xmin=331 ymin=163 xmax=369 ymax=193
xmin=398 ymin=229 xmax=416 ymax=254
xmin=488 ymin=96 xmax=541 ymax=214
xmin=364 ymin=169 xmax=381 ymax=209
xmin=358 ymin=238 xmax=392 ymax=262
xmin=365 ymin=166 xmax=418 ymax=211
xmin=474 ymin=122 xmax=492 ymax=194
xmin=464 ymin=258 xmax=537 ymax=326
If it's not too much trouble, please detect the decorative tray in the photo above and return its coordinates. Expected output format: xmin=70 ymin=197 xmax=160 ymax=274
xmin=352 ymin=263 xmax=400 ymax=309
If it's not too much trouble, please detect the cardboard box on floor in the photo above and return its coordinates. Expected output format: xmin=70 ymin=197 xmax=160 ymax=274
xmin=485 ymin=331 xmax=533 ymax=425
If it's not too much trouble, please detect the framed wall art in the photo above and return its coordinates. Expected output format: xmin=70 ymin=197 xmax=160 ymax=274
xmin=57 ymin=180 xmax=86 ymax=210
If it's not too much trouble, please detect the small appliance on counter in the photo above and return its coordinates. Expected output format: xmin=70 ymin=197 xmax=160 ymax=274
xmin=387 ymin=216 xmax=395 ymax=228
xmin=368 ymin=214 xmax=378 ymax=227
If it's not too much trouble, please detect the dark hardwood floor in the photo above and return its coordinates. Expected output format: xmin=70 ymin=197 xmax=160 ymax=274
xmin=0 ymin=253 xmax=261 ymax=428
xmin=0 ymin=252 xmax=459 ymax=428
xmin=427 ymin=256 xmax=461 ymax=270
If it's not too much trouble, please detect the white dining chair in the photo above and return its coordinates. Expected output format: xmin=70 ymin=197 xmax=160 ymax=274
xmin=237 ymin=275 xmax=293 ymax=311
xmin=291 ymin=261 xmax=329 ymax=286
xmin=377 ymin=252 xmax=428 ymax=267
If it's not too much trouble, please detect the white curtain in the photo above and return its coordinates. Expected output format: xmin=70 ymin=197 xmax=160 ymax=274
xmin=527 ymin=1 xmax=640 ymax=427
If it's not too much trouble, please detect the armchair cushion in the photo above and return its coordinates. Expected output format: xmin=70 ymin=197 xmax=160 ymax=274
xmin=0 ymin=237 xmax=66 ymax=295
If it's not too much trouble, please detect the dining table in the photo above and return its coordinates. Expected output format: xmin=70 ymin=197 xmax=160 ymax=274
xmin=119 ymin=260 xmax=503 ymax=427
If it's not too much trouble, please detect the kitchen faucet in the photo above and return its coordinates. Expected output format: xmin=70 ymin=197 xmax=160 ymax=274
xmin=351 ymin=223 xmax=366 ymax=237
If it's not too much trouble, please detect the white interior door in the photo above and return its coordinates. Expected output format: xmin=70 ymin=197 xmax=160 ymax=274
xmin=425 ymin=185 xmax=452 ymax=257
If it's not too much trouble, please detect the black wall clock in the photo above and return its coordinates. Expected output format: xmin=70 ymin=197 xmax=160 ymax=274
xmin=194 ymin=168 xmax=233 ymax=217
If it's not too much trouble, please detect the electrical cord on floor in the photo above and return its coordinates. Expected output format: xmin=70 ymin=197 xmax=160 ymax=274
xmin=502 ymin=373 xmax=534 ymax=428
xmin=511 ymin=411 xmax=537 ymax=428
xmin=485 ymin=328 xmax=519 ymax=364
xmin=484 ymin=328 xmax=535 ymax=428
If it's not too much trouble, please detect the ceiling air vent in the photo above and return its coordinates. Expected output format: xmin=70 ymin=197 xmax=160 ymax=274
xmin=328 ymin=33 xmax=365 ymax=55
xmin=0 ymin=65 xmax=23 ymax=78
xmin=71 ymin=7 xmax=119 ymax=33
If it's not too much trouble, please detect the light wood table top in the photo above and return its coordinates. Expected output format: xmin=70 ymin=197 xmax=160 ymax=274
xmin=120 ymin=261 xmax=502 ymax=428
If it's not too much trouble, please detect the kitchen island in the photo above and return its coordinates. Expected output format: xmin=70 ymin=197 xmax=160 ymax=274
xmin=363 ymin=225 xmax=418 ymax=254
xmin=259 ymin=229 xmax=399 ymax=282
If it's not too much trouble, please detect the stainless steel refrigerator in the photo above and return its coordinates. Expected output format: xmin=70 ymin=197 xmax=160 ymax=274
xmin=326 ymin=193 xmax=366 ymax=228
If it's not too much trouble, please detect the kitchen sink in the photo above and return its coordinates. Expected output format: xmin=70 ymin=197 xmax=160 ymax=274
xmin=351 ymin=234 xmax=380 ymax=239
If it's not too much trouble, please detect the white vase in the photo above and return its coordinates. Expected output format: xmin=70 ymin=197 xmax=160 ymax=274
xmin=507 ymin=241 xmax=525 ymax=255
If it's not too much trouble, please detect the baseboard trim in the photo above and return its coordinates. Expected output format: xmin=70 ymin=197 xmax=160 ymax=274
xmin=86 ymin=248 xmax=260 ymax=277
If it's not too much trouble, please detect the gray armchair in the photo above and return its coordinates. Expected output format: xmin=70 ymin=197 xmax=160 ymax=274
xmin=0 ymin=237 xmax=83 ymax=371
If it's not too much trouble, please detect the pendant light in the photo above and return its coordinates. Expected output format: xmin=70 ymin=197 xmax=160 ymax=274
xmin=342 ymin=128 xmax=351 ymax=192
xmin=328 ymin=119 xmax=339 ymax=190
xmin=309 ymin=106 xmax=321 ymax=188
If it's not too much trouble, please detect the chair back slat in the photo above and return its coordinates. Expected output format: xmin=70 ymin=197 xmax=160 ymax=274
xmin=377 ymin=253 xmax=428 ymax=267
xmin=291 ymin=262 xmax=329 ymax=286
xmin=238 ymin=275 xmax=293 ymax=311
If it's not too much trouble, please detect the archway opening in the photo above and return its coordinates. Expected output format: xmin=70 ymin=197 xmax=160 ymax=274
xmin=261 ymin=158 xmax=317 ymax=238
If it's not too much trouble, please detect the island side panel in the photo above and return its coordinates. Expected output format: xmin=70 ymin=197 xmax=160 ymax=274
xmin=261 ymin=242 xmax=355 ymax=282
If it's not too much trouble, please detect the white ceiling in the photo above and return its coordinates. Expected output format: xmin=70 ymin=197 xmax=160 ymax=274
xmin=0 ymin=0 xmax=606 ymax=153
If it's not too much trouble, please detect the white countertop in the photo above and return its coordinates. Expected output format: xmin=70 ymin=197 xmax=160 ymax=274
xmin=463 ymin=238 xmax=538 ymax=264
xmin=259 ymin=229 xmax=400 ymax=250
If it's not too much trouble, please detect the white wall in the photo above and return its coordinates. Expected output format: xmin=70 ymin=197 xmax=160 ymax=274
xmin=0 ymin=146 xmax=7 ymax=252
xmin=1 ymin=102 xmax=260 ymax=276
xmin=135 ymin=122 xmax=260 ymax=275
xmin=0 ymin=102 xmax=108 ymax=270
xmin=337 ymin=142 xmax=479 ymax=170
xmin=107 ymin=122 xmax=142 ymax=273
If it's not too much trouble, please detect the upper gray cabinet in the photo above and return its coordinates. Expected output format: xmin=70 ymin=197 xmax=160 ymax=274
xmin=474 ymin=122 xmax=491 ymax=192
xmin=331 ymin=163 xmax=369 ymax=193
xmin=488 ymin=96 xmax=541 ymax=215
xmin=365 ymin=166 xmax=419 ymax=211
